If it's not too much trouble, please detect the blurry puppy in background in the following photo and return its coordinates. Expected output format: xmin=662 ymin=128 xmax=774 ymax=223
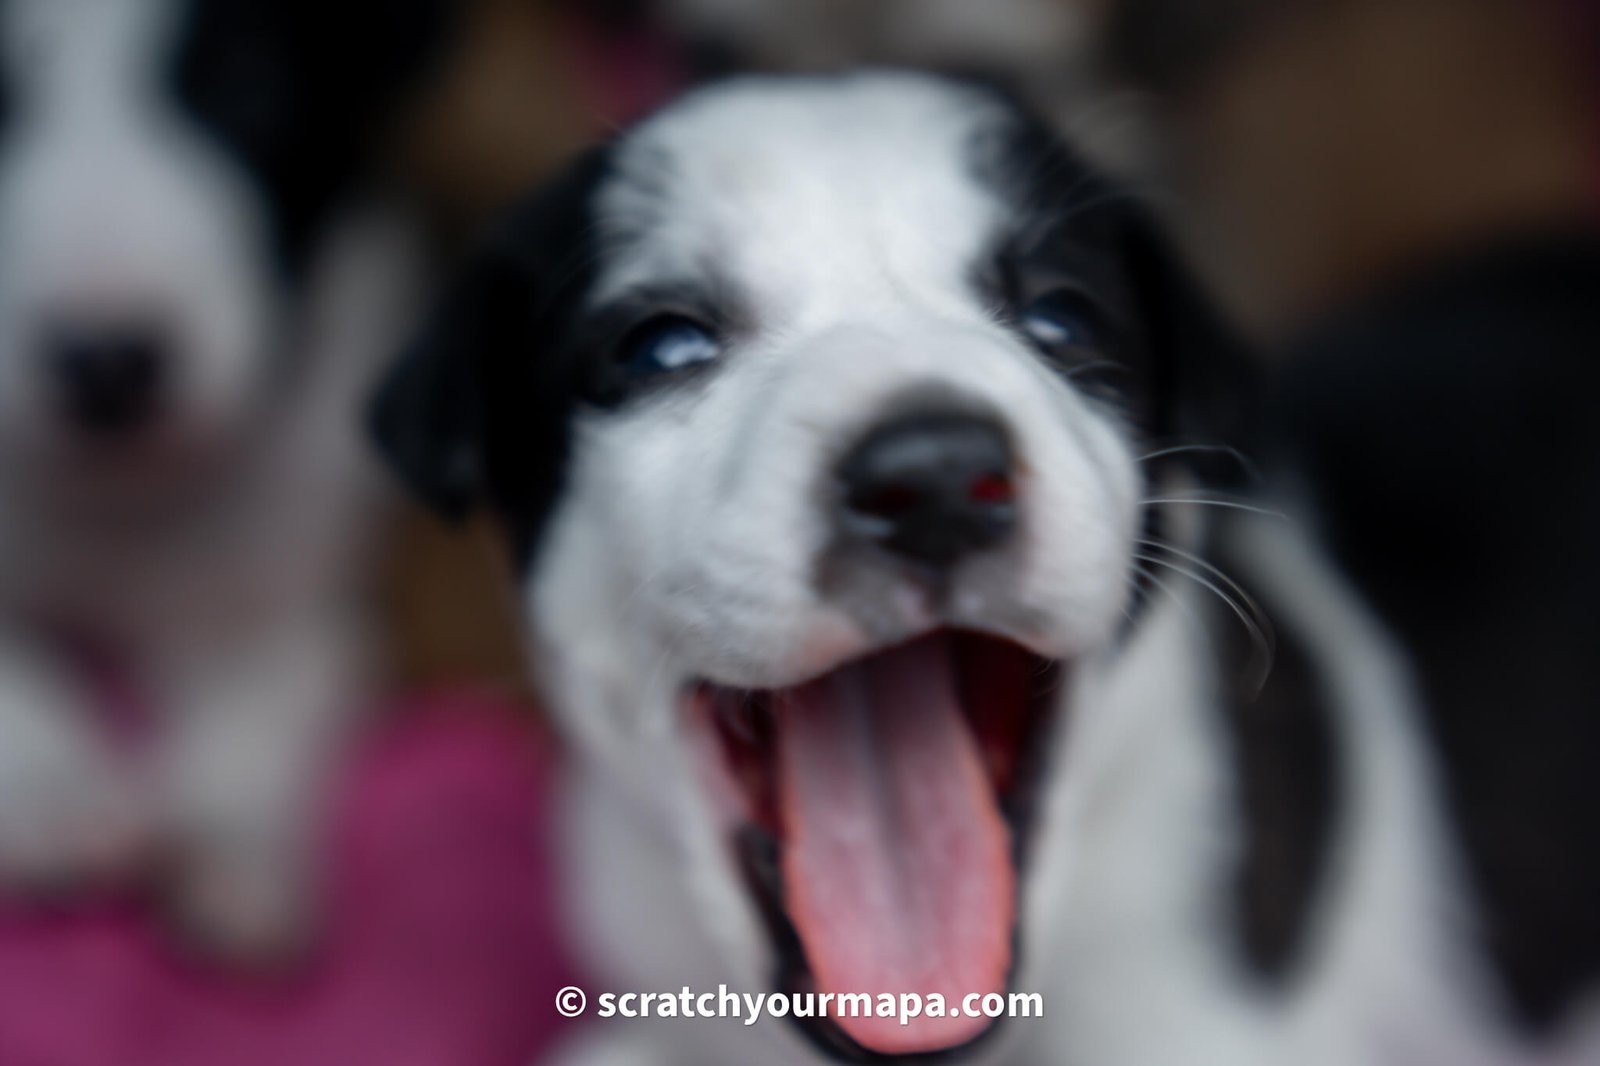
xmin=368 ymin=71 xmax=1372 ymax=1066
xmin=0 ymin=0 xmax=448 ymax=957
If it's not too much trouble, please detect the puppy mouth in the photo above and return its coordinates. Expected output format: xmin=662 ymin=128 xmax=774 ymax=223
xmin=688 ymin=630 xmax=1064 ymax=1060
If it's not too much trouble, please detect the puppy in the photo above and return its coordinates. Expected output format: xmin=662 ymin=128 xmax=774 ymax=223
xmin=370 ymin=71 xmax=1404 ymax=1066
xmin=0 ymin=0 xmax=448 ymax=956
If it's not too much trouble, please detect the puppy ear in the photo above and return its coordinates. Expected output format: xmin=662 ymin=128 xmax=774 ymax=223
xmin=371 ymin=146 xmax=613 ymax=546
xmin=1120 ymin=206 xmax=1261 ymax=485
xmin=369 ymin=254 xmax=519 ymax=521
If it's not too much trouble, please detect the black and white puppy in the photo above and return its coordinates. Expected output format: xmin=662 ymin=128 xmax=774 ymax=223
xmin=0 ymin=0 xmax=447 ymax=955
xmin=369 ymin=71 xmax=1422 ymax=1066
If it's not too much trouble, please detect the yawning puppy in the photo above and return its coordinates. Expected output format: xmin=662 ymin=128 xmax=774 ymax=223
xmin=0 ymin=0 xmax=447 ymax=956
xmin=376 ymin=72 xmax=1270 ymax=1065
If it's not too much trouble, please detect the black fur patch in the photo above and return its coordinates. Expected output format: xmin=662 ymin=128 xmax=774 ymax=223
xmin=371 ymin=145 xmax=618 ymax=564
xmin=1210 ymin=520 xmax=1341 ymax=985
xmin=983 ymin=96 xmax=1255 ymax=472
xmin=170 ymin=0 xmax=454 ymax=273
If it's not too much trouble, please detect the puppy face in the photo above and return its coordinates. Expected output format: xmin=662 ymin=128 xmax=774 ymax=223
xmin=378 ymin=72 xmax=1237 ymax=1061
xmin=0 ymin=0 xmax=444 ymax=487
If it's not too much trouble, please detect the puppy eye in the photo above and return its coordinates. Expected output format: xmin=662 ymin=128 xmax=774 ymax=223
xmin=1018 ymin=289 xmax=1106 ymax=354
xmin=618 ymin=315 xmax=722 ymax=381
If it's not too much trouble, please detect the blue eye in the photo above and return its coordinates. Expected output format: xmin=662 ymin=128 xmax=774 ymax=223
xmin=1018 ymin=290 xmax=1105 ymax=353
xmin=618 ymin=315 xmax=721 ymax=381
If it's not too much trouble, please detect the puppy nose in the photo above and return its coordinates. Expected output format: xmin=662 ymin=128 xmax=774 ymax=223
xmin=45 ymin=326 xmax=167 ymax=435
xmin=837 ymin=409 xmax=1017 ymax=567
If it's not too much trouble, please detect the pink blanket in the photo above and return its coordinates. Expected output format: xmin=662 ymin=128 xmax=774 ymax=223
xmin=0 ymin=693 xmax=579 ymax=1066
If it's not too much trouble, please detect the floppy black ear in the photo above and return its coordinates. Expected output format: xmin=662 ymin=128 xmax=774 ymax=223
xmin=369 ymin=255 xmax=517 ymax=521
xmin=1119 ymin=205 xmax=1261 ymax=486
xmin=370 ymin=145 xmax=614 ymax=555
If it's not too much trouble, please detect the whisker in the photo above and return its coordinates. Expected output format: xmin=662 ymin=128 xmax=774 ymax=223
xmin=1133 ymin=552 xmax=1276 ymax=693
xmin=1138 ymin=537 xmax=1273 ymax=642
xmin=1052 ymin=187 xmax=1148 ymax=229
xmin=1064 ymin=361 xmax=1126 ymax=381
xmin=1129 ymin=563 xmax=1204 ymax=638
xmin=1141 ymin=497 xmax=1288 ymax=521
xmin=1137 ymin=444 xmax=1264 ymax=482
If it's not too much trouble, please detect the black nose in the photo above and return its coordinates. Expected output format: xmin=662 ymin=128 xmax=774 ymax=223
xmin=45 ymin=326 xmax=167 ymax=435
xmin=837 ymin=409 xmax=1018 ymax=568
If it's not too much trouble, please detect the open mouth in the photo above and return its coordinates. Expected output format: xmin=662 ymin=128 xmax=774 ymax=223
xmin=689 ymin=630 xmax=1065 ymax=1060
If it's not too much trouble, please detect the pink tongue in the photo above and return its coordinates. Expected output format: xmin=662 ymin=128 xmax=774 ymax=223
xmin=778 ymin=635 xmax=1014 ymax=1055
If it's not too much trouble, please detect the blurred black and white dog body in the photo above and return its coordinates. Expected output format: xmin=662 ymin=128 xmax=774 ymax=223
xmin=0 ymin=0 xmax=444 ymax=954
xmin=373 ymin=72 xmax=1482 ymax=1066
xmin=1223 ymin=236 xmax=1600 ymax=1066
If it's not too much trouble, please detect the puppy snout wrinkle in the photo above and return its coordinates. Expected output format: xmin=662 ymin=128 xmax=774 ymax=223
xmin=44 ymin=321 xmax=168 ymax=435
xmin=836 ymin=407 xmax=1017 ymax=568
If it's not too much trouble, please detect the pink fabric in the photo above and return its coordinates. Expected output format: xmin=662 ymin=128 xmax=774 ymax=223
xmin=0 ymin=692 xmax=580 ymax=1066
